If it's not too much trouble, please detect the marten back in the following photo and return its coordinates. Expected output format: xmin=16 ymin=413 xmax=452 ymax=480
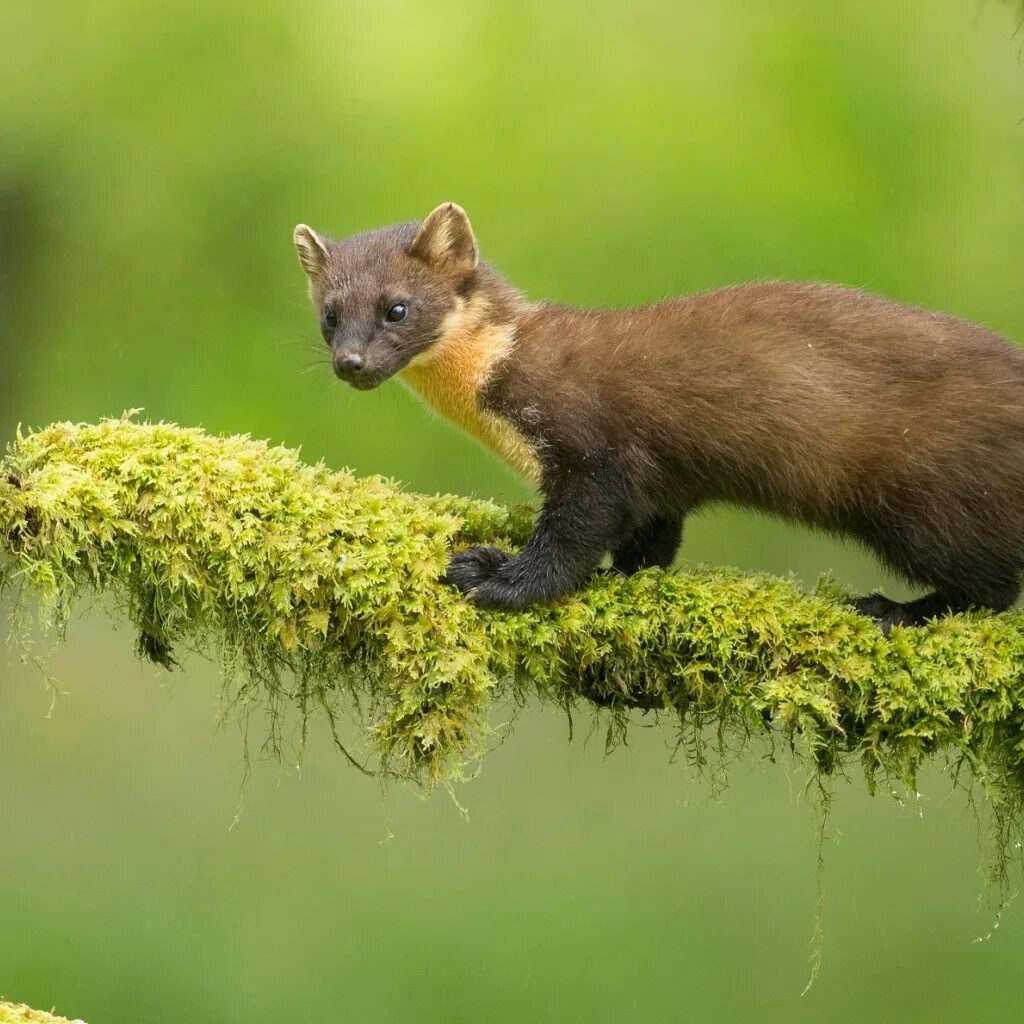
xmin=483 ymin=282 xmax=1024 ymax=595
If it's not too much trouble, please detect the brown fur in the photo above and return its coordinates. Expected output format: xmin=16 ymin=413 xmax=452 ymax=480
xmin=294 ymin=204 xmax=1024 ymax=628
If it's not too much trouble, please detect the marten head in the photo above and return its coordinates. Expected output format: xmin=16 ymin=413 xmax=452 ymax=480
xmin=293 ymin=203 xmax=480 ymax=389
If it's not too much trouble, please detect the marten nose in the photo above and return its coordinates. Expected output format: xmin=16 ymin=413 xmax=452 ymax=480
xmin=333 ymin=350 xmax=365 ymax=379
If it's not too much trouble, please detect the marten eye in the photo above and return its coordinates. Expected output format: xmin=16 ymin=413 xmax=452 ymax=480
xmin=385 ymin=302 xmax=408 ymax=323
xmin=323 ymin=307 xmax=338 ymax=329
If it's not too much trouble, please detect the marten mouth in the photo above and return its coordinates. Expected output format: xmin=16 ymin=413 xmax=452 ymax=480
xmin=334 ymin=362 xmax=389 ymax=390
xmin=345 ymin=374 xmax=385 ymax=391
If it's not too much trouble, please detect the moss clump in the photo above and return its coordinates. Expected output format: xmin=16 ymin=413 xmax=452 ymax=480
xmin=3 ymin=418 xmax=1024 ymax=847
xmin=0 ymin=1000 xmax=84 ymax=1024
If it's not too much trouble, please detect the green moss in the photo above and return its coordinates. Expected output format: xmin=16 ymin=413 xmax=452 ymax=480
xmin=3 ymin=417 xmax=1024 ymax=858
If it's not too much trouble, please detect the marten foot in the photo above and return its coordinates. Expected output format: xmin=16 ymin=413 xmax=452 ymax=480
xmin=852 ymin=583 xmax=1021 ymax=633
xmin=444 ymin=546 xmax=544 ymax=610
xmin=444 ymin=546 xmax=510 ymax=595
xmin=851 ymin=593 xmax=922 ymax=635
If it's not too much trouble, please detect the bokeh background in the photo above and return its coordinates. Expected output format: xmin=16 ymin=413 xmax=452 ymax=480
xmin=3 ymin=1 xmax=1024 ymax=1021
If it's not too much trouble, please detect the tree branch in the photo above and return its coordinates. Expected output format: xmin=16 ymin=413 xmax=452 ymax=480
xmin=2 ymin=418 xmax=1024 ymax=847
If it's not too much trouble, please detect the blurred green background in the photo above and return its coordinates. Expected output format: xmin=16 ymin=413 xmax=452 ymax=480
xmin=2 ymin=1 xmax=1024 ymax=1021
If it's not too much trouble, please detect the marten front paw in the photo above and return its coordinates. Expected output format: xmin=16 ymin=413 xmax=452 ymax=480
xmin=444 ymin=546 xmax=511 ymax=596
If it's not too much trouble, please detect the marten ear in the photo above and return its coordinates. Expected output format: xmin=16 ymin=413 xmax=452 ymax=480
xmin=293 ymin=224 xmax=329 ymax=277
xmin=409 ymin=203 xmax=479 ymax=277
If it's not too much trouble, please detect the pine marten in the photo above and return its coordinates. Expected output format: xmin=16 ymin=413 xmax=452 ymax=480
xmin=293 ymin=202 xmax=1024 ymax=630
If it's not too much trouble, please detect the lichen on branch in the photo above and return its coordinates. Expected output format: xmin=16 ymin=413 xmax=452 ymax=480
xmin=3 ymin=418 xmax=1024 ymax=847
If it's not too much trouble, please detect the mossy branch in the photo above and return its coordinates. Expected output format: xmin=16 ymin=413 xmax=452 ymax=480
xmin=3 ymin=418 xmax=1024 ymax=844
xmin=0 ymin=999 xmax=84 ymax=1024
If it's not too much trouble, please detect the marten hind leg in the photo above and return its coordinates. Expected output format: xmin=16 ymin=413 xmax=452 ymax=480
xmin=854 ymin=577 xmax=1021 ymax=633
xmin=853 ymin=498 xmax=1024 ymax=631
xmin=612 ymin=513 xmax=684 ymax=576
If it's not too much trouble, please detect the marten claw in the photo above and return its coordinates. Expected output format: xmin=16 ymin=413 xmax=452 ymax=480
xmin=443 ymin=546 xmax=511 ymax=595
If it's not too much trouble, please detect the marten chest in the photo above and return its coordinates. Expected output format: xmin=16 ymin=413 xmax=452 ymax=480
xmin=399 ymin=322 xmax=541 ymax=484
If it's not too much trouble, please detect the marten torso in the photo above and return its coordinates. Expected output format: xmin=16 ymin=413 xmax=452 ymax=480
xmin=476 ymin=282 xmax=1024 ymax=535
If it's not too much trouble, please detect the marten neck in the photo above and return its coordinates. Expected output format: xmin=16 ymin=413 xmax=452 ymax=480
xmin=398 ymin=270 xmax=541 ymax=482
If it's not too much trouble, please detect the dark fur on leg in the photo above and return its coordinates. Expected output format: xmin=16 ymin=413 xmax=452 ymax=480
xmin=446 ymin=475 xmax=627 ymax=610
xmin=851 ymin=593 xmax=909 ymax=634
xmin=853 ymin=578 xmax=1021 ymax=633
xmin=443 ymin=546 xmax=511 ymax=593
xmin=612 ymin=514 xmax=684 ymax=575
